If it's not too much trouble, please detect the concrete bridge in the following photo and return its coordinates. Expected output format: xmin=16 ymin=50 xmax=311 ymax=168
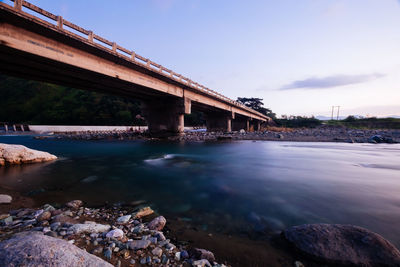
xmin=0 ymin=0 xmax=269 ymax=134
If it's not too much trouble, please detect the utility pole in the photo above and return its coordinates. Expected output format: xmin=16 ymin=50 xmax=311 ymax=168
xmin=336 ymin=106 xmax=340 ymax=120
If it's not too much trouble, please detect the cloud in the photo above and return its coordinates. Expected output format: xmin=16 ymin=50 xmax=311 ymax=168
xmin=281 ymin=73 xmax=385 ymax=90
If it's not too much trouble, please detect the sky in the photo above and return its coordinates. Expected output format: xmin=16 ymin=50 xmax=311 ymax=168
xmin=8 ymin=0 xmax=400 ymax=117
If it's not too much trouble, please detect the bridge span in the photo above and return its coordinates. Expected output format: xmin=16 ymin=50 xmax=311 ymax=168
xmin=0 ymin=0 xmax=269 ymax=134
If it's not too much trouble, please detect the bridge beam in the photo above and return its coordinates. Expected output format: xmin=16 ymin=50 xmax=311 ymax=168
xmin=142 ymin=98 xmax=190 ymax=135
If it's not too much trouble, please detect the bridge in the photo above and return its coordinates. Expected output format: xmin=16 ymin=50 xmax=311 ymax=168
xmin=0 ymin=0 xmax=270 ymax=134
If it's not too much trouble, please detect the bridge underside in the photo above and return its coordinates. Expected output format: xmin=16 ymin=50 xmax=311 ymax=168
xmin=0 ymin=5 xmax=268 ymax=134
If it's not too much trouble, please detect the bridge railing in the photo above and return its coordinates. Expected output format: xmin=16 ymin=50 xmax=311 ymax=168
xmin=3 ymin=0 xmax=267 ymax=119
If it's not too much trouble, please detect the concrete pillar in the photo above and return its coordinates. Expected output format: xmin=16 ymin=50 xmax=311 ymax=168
xmin=21 ymin=125 xmax=24 ymax=132
xmin=141 ymin=97 xmax=189 ymax=135
xmin=205 ymin=112 xmax=232 ymax=132
xmin=4 ymin=125 xmax=8 ymax=132
xmin=246 ymin=120 xmax=250 ymax=132
xmin=13 ymin=124 xmax=16 ymax=131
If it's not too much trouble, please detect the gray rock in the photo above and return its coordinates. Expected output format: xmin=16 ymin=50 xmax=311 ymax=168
xmin=66 ymin=200 xmax=83 ymax=209
xmin=147 ymin=216 xmax=166 ymax=231
xmin=155 ymin=231 xmax=166 ymax=241
xmin=194 ymin=248 xmax=215 ymax=262
xmin=193 ymin=259 xmax=212 ymax=267
xmin=37 ymin=211 xmax=51 ymax=222
xmin=0 ymin=231 xmax=112 ymax=266
xmin=105 ymin=229 xmax=124 ymax=239
xmin=104 ymin=248 xmax=112 ymax=260
xmin=69 ymin=222 xmax=111 ymax=234
xmin=127 ymin=240 xmax=151 ymax=250
xmin=181 ymin=250 xmax=189 ymax=259
xmin=284 ymin=224 xmax=400 ymax=267
xmin=116 ymin=215 xmax=131 ymax=224
xmin=152 ymin=247 xmax=163 ymax=257
xmin=51 ymin=214 xmax=78 ymax=225
xmin=0 ymin=194 xmax=12 ymax=204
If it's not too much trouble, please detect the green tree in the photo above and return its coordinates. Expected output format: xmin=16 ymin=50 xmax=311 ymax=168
xmin=237 ymin=97 xmax=276 ymax=119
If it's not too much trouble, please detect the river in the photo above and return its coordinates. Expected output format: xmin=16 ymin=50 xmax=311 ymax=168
xmin=1 ymin=135 xmax=400 ymax=249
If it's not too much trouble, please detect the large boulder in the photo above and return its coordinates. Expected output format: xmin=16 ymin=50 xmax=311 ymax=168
xmin=0 ymin=143 xmax=57 ymax=166
xmin=0 ymin=231 xmax=112 ymax=266
xmin=284 ymin=224 xmax=400 ymax=266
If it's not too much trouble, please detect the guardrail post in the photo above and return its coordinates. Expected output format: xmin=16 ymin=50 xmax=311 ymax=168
xmin=14 ymin=0 xmax=22 ymax=11
xmin=131 ymin=51 xmax=136 ymax=61
xmin=112 ymin=42 xmax=117 ymax=52
xmin=146 ymin=60 xmax=150 ymax=67
xmin=57 ymin=16 xmax=63 ymax=29
xmin=88 ymin=31 xmax=93 ymax=42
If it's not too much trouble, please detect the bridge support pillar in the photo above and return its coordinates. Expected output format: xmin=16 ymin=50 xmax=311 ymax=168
xmin=205 ymin=111 xmax=233 ymax=132
xmin=142 ymin=98 xmax=190 ymax=135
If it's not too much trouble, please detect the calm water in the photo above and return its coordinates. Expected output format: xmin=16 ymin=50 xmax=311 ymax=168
xmin=1 ymin=136 xmax=400 ymax=246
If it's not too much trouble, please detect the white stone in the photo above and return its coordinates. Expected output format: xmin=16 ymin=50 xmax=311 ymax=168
xmin=116 ymin=215 xmax=131 ymax=224
xmin=106 ymin=229 xmax=124 ymax=239
xmin=0 ymin=143 xmax=57 ymax=166
xmin=69 ymin=223 xmax=110 ymax=234
xmin=0 ymin=194 xmax=12 ymax=204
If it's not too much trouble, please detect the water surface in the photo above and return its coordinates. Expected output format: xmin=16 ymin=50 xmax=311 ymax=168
xmin=1 ymin=136 xmax=400 ymax=246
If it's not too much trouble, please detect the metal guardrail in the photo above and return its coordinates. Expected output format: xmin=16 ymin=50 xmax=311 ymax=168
xmin=2 ymin=0 xmax=267 ymax=119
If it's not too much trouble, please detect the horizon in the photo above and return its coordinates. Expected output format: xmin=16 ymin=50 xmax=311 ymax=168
xmin=4 ymin=0 xmax=400 ymax=117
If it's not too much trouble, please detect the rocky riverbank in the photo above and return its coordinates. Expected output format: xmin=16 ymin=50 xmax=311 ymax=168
xmin=44 ymin=126 xmax=400 ymax=143
xmin=0 ymin=199 xmax=227 ymax=267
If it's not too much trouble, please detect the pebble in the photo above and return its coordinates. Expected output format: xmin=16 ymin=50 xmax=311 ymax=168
xmin=147 ymin=216 xmax=166 ymax=231
xmin=193 ymin=259 xmax=212 ymax=267
xmin=295 ymin=261 xmax=305 ymax=267
xmin=92 ymin=246 xmax=103 ymax=254
xmin=66 ymin=200 xmax=83 ymax=209
xmin=0 ymin=194 xmax=12 ymax=204
xmin=37 ymin=211 xmax=51 ymax=222
xmin=152 ymin=247 xmax=163 ymax=257
xmin=106 ymin=229 xmax=124 ymax=239
xmin=104 ymin=248 xmax=112 ymax=260
xmin=116 ymin=215 xmax=131 ymax=224
xmin=130 ymin=259 xmax=136 ymax=265
xmin=175 ymin=251 xmax=181 ymax=261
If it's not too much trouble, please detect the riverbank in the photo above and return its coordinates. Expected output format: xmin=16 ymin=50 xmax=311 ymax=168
xmin=0 ymin=192 xmax=230 ymax=266
xmin=41 ymin=125 xmax=400 ymax=143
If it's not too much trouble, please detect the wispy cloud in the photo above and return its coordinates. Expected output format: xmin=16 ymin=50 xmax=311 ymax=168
xmin=280 ymin=73 xmax=385 ymax=90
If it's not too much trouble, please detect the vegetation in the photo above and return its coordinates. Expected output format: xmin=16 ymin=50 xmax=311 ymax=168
xmin=237 ymin=97 xmax=276 ymax=119
xmin=326 ymin=116 xmax=400 ymax=129
xmin=275 ymin=116 xmax=322 ymax=128
xmin=0 ymin=74 xmax=146 ymax=125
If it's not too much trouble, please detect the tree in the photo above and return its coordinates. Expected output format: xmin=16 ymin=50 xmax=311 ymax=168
xmin=236 ymin=97 xmax=276 ymax=119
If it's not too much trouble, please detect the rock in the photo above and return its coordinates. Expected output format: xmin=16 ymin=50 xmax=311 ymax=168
xmin=105 ymin=229 xmax=124 ymax=239
xmin=81 ymin=175 xmax=98 ymax=183
xmin=155 ymin=231 xmax=166 ymax=241
xmin=66 ymin=200 xmax=83 ymax=209
xmin=0 ymin=194 xmax=12 ymax=204
xmin=194 ymin=248 xmax=215 ymax=262
xmin=181 ymin=250 xmax=189 ymax=259
xmin=175 ymin=251 xmax=181 ymax=261
xmin=104 ymin=247 xmax=112 ymax=260
xmin=295 ymin=261 xmax=305 ymax=267
xmin=148 ymin=216 xmax=166 ymax=231
xmin=127 ymin=240 xmax=151 ymax=250
xmin=0 ymin=231 xmax=112 ymax=266
xmin=43 ymin=204 xmax=55 ymax=212
xmin=0 ymin=215 xmax=12 ymax=225
xmin=193 ymin=259 xmax=212 ymax=267
xmin=116 ymin=215 xmax=131 ymax=224
xmin=132 ymin=206 xmax=154 ymax=219
xmin=69 ymin=222 xmax=111 ymax=234
xmin=37 ymin=211 xmax=51 ymax=222
xmin=284 ymin=224 xmax=400 ymax=266
xmin=152 ymin=247 xmax=163 ymax=257
xmin=0 ymin=143 xmax=57 ymax=166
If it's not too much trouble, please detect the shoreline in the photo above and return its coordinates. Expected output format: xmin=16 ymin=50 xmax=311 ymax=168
xmin=0 ymin=187 xmax=312 ymax=267
xmin=1 ymin=125 xmax=400 ymax=144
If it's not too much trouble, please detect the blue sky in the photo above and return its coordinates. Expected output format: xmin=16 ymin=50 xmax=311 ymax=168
xmin=13 ymin=0 xmax=400 ymax=117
